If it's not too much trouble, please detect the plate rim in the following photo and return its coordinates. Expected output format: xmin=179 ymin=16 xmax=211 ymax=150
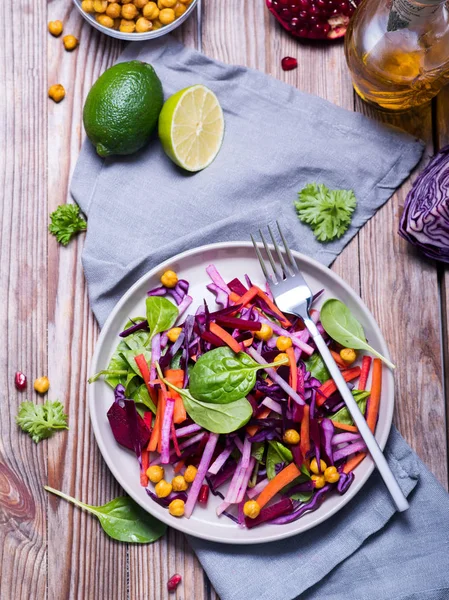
xmin=88 ymin=240 xmax=394 ymax=545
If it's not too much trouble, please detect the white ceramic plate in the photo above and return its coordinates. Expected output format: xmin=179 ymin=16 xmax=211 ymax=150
xmin=89 ymin=241 xmax=394 ymax=545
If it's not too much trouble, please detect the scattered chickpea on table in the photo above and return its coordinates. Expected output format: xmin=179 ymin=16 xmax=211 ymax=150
xmin=80 ymin=0 xmax=194 ymax=33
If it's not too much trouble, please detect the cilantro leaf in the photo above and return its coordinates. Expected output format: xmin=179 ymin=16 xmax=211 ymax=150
xmin=49 ymin=204 xmax=87 ymax=246
xmin=294 ymin=183 xmax=357 ymax=243
xmin=16 ymin=400 xmax=69 ymax=443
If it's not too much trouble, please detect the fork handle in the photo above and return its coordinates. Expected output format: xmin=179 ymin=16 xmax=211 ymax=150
xmin=305 ymin=319 xmax=409 ymax=513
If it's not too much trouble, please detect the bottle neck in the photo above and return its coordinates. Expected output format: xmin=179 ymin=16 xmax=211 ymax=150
xmin=387 ymin=0 xmax=447 ymax=32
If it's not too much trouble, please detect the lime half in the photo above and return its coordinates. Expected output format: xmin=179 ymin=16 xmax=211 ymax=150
xmin=158 ymin=84 xmax=224 ymax=172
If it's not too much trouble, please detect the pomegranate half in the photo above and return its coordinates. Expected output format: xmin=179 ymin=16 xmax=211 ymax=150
xmin=266 ymin=0 xmax=358 ymax=40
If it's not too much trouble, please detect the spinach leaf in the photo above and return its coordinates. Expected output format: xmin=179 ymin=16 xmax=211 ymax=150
xmin=171 ymin=349 xmax=183 ymax=370
xmin=44 ymin=486 xmax=166 ymax=543
xmin=290 ymin=490 xmax=313 ymax=502
xmin=266 ymin=443 xmax=285 ymax=480
xmin=189 ymin=347 xmax=288 ymax=404
xmin=268 ymin=440 xmax=293 ymax=463
xmin=125 ymin=372 xmax=140 ymax=397
xmin=89 ymin=339 xmax=130 ymax=387
xmin=121 ymin=348 xmax=152 ymax=376
xmin=146 ymin=297 xmax=178 ymax=341
xmin=251 ymin=442 xmax=266 ymax=463
xmin=330 ymin=389 xmax=370 ymax=426
xmin=123 ymin=329 xmax=151 ymax=350
xmin=320 ymin=299 xmax=395 ymax=369
xmin=304 ymin=353 xmax=330 ymax=383
xmin=131 ymin=384 xmax=157 ymax=414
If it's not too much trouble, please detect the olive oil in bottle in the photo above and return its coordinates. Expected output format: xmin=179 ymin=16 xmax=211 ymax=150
xmin=344 ymin=0 xmax=449 ymax=111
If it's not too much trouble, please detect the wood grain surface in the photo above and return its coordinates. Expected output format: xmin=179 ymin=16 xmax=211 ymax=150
xmin=1 ymin=1 xmax=448 ymax=599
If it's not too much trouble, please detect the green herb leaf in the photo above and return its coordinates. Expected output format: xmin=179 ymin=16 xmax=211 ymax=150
xmin=268 ymin=440 xmax=293 ymax=463
xmin=16 ymin=400 xmax=68 ymax=443
xmin=189 ymin=347 xmax=288 ymax=404
xmin=304 ymin=353 xmax=330 ymax=383
xmin=320 ymin=299 xmax=395 ymax=369
xmin=330 ymin=389 xmax=370 ymax=426
xmin=48 ymin=204 xmax=87 ymax=246
xmin=146 ymin=297 xmax=178 ymax=341
xmin=294 ymin=183 xmax=356 ymax=243
xmin=131 ymin=383 xmax=157 ymax=415
xmin=44 ymin=487 xmax=166 ymax=543
xmin=251 ymin=442 xmax=266 ymax=463
xmin=290 ymin=490 xmax=313 ymax=502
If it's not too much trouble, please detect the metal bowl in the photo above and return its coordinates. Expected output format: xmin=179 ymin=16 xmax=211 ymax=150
xmin=73 ymin=0 xmax=197 ymax=41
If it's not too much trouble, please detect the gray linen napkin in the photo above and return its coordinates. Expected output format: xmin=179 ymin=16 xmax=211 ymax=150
xmin=71 ymin=38 xmax=449 ymax=599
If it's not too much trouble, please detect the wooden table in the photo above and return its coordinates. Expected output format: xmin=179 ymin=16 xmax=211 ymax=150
xmin=1 ymin=1 xmax=448 ymax=598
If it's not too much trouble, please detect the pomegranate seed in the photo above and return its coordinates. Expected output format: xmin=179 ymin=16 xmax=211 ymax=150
xmin=338 ymin=0 xmax=349 ymax=10
xmin=299 ymin=10 xmax=308 ymax=18
xmin=280 ymin=7 xmax=292 ymax=18
xmin=167 ymin=574 xmax=182 ymax=592
xmin=322 ymin=22 xmax=331 ymax=34
xmin=15 ymin=371 xmax=27 ymax=391
xmin=198 ymin=484 xmax=209 ymax=504
xmin=279 ymin=0 xmax=290 ymax=5
xmin=290 ymin=17 xmax=300 ymax=27
xmin=290 ymin=3 xmax=301 ymax=13
xmin=309 ymin=5 xmax=320 ymax=15
xmin=298 ymin=0 xmax=310 ymax=8
xmin=298 ymin=26 xmax=309 ymax=35
xmin=281 ymin=56 xmax=298 ymax=70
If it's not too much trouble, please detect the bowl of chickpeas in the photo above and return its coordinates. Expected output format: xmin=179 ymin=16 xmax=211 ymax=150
xmin=74 ymin=0 xmax=197 ymax=40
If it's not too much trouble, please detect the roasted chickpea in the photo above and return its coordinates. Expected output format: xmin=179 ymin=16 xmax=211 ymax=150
xmin=135 ymin=17 xmax=153 ymax=32
xmin=276 ymin=335 xmax=292 ymax=351
xmin=96 ymin=13 xmax=115 ymax=27
xmin=121 ymin=0 xmax=133 ymax=3
xmin=48 ymin=84 xmax=65 ymax=103
xmin=48 ymin=20 xmax=64 ymax=36
xmin=152 ymin=18 xmax=163 ymax=29
xmin=311 ymin=474 xmax=326 ymax=489
xmin=274 ymin=352 xmax=289 ymax=364
xmin=283 ymin=429 xmax=300 ymax=445
xmin=184 ymin=465 xmax=197 ymax=483
xmin=147 ymin=465 xmax=165 ymax=483
xmin=121 ymin=3 xmax=138 ymax=19
xmin=167 ymin=327 xmax=182 ymax=343
xmin=243 ymin=500 xmax=261 ymax=519
xmin=155 ymin=479 xmax=172 ymax=498
xmin=81 ymin=0 xmax=95 ymax=12
xmin=106 ymin=2 xmax=121 ymax=18
xmin=93 ymin=0 xmax=108 ymax=12
xmin=340 ymin=348 xmax=357 ymax=366
xmin=310 ymin=458 xmax=327 ymax=475
xmin=160 ymin=270 xmax=178 ymax=288
xmin=168 ymin=499 xmax=185 ymax=517
xmin=34 ymin=376 xmax=50 ymax=394
xmin=143 ymin=1 xmax=159 ymax=18
xmin=160 ymin=0 xmax=177 ymax=6
xmin=324 ymin=466 xmax=340 ymax=484
xmin=255 ymin=323 xmax=273 ymax=341
xmin=119 ymin=18 xmax=136 ymax=32
xmin=63 ymin=35 xmax=78 ymax=51
xmin=174 ymin=2 xmax=187 ymax=17
xmin=172 ymin=475 xmax=188 ymax=492
xmin=134 ymin=0 xmax=149 ymax=7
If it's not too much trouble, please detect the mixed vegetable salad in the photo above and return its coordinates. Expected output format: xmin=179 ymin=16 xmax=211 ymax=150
xmin=89 ymin=265 xmax=383 ymax=528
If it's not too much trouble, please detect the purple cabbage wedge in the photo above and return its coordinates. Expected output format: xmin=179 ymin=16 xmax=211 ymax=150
xmin=399 ymin=144 xmax=449 ymax=263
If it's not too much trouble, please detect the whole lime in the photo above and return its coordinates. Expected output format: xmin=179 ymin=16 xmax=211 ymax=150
xmin=83 ymin=61 xmax=163 ymax=157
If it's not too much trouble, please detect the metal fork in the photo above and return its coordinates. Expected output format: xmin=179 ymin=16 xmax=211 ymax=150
xmin=251 ymin=223 xmax=409 ymax=512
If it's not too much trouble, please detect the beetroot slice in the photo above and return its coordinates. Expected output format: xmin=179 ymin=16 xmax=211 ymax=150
xmin=107 ymin=402 xmax=150 ymax=451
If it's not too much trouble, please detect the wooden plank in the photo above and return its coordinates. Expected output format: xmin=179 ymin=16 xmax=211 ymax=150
xmin=46 ymin=4 xmax=128 ymax=600
xmin=355 ymin=99 xmax=448 ymax=488
xmin=0 ymin=0 xmax=48 ymax=598
xmin=436 ymin=87 xmax=449 ymax=489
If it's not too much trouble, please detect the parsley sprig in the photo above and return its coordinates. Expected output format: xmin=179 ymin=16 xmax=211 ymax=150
xmin=16 ymin=400 xmax=69 ymax=443
xmin=49 ymin=204 xmax=87 ymax=246
xmin=294 ymin=183 xmax=357 ymax=242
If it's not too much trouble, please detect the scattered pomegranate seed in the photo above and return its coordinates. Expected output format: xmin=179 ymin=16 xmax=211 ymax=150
xmin=281 ymin=56 xmax=298 ymax=71
xmin=267 ymin=0 xmax=358 ymax=40
xmin=167 ymin=574 xmax=182 ymax=592
xmin=198 ymin=484 xmax=209 ymax=504
xmin=15 ymin=371 xmax=27 ymax=391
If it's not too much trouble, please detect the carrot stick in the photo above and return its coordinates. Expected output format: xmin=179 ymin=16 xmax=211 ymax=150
xmin=235 ymin=285 xmax=259 ymax=308
xmin=366 ymin=358 xmax=382 ymax=433
xmin=256 ymin=462 xmax=301 ymax=509
xmin=358 ymin=355 xmax=372 ymax=390
xmin=316 ymin=367 xmax=361 ymax=407
xmin=148 ymin=388 xmax=166 ymax=452
xmin=300 ymin=404 xmax=310 ymax=458
xmin=209 ymin=322 xmax=242 ymax=354
xmin=331 ymin=422 xmax=358 ymax=433
xmin=343 ymin=452 xmax=367 ymax=473
xmin=165 ymin=369 xmax=186 ymax=424
xmin=134 ymin=354 xmax=158 ymax=405
xmin=255 ymin=287 xmax=291 ymax=327
xmin=246 ymin=406 xmax=271 ymax=437
xmin=229 ymin=291 xmax=241 ymax=304
xmin=140 ymin=450 xmax=149 ymax=487
xmin=330 ymin=350 xmax=346 ymax=369
xmin=286 ymin=347 xmax=297 ymax=394
xmin=174 ymin=459 xmax=185 ymax=474
xmin=243 ymin=337 xmax=254 ymax=348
